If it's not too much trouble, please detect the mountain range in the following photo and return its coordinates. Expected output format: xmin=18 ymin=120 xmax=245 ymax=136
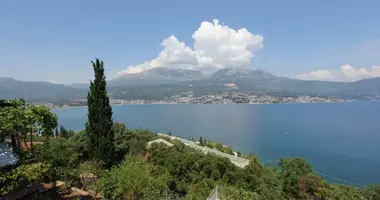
xmin=1 ymin=67 xmax=379 ymax=102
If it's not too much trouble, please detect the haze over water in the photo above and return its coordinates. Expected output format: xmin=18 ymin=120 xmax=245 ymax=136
xmin=52 ymin=101 xmax=380 ymax=186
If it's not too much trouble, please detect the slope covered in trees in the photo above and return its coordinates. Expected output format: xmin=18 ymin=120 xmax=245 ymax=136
xmin=2 ymin=123 xmax=379 ymax=199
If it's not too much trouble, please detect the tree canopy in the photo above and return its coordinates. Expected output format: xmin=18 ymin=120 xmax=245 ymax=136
xmin=0 ymin=99 xmax=57 ymax=153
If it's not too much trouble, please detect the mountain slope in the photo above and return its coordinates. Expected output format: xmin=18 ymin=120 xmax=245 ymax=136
xmin=109 ymin=67 xmax=205 ymax=86
xmin=0 ymin=77 xmax=86 ymax=102
xmin=210 ymin=68 xmax=275 ymax=81
xmin=2 ymin=68 xmax=380 ymax=102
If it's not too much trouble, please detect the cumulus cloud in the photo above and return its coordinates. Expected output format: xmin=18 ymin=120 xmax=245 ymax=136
xmin=119 ymin=19 xmax=264 ymax=75
xmin=296 ymin=65 xmax=380 ymax=82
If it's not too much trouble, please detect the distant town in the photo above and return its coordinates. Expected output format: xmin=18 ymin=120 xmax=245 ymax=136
xmin=42 ymin=92 xmax=347 ymax=108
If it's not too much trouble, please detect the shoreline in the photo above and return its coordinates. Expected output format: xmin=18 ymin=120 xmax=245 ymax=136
xmin=52 ymin=99 xmax=361 ymax=109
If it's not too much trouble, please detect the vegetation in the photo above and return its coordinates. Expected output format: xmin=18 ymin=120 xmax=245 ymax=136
xmin=59 ymin=125 xmax=75 ymax=139
xmin=205 ymin=140 xmax=234 ymax=155
xmin=100 ymin=156 xmax=169 ymax=199
xmin=0 ymin=99 xmax=58 ymax=153
xmin=86 ymin=58 xmax=115 ymax=168
xmin=0 ymin=162 xmax=50 ymax=195
xmin=1 ymin=59 xmax=380 ymax=199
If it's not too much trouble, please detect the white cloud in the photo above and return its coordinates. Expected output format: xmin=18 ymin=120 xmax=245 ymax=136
xmin=119 ymin=19 xmax=264 ymax=75
xmin=296 ymin=70 xmax=334 ymax=81
xmin=296 ymin=65 xmax=380 ymax=82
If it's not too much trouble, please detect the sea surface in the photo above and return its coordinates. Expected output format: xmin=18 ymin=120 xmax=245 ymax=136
xmin=52 ymin=101 xmax=380 ymax=186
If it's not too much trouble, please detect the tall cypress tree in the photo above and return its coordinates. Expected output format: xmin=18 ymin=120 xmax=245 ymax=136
xmin=86 ymin=58 xmax=114 ymax=167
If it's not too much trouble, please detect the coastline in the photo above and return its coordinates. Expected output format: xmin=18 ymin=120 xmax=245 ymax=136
xmin=52 ymin=99 xmax=360 ymax=109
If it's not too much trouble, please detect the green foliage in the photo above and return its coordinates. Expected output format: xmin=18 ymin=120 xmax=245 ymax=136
xmin=0 ymin=162 xmax=50 ymax=195
xmin=86 ymin=59 xmax=115 ymax=168
xmin=113 ymin=123 xmax=155 ymax=162
xmin=362 ymin=185 xmax=380 ymax=200
xmin=224 ymin=146 xmax=234 ymax=155
xmin=78 ymin=160 xmax=103 ymax=177
xmin=99 ymin=156 xmax=169 ymax=199
xmin=0 ymin=99 xmax=57 ymax=153
xmin=279 ymin=157 xmax=313 ymax=197
xmin=68 ymin=130 xmax=89 ymax=160
xmin=2 ymin=99 xmax=379 ymax=199
xmin=78 ymin=160 xmax=104 ymax=194
xmin=187 ymin=178 xmax=216 ymax=199
xmin=199 ymin=136 xmax=204 ymax=146
xmin=0 ymin=99 xmax=27 ymax=136
xmin=206 ymin=140 xmax=234 ymax=155
xmin=148 ymin=143 xmax=239 ymax=195
xmin=20 ymin=134 xmax=47 ymax=142
xmin=36 ymin=137 xmax=80 ymax=182
xmin=219 ymin=185 xmax=259 ymax=200
xmin=59 ymin=125 xmax=75 ymax=138
xmin=30 ymin=104 xmax=58 ymax=137
xmin=239 ymin=155 xmax=283 ymax=199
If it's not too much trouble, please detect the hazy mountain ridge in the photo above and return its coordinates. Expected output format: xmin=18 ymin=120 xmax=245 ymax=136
xmin=0 ymin=77 xmax=86 ymax=102
xmin=1 ymin=68 xmax=380 ymax=102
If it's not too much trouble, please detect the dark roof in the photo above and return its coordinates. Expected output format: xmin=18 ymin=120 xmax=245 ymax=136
xmin=0 ymin=142 xmax=19 ymax=168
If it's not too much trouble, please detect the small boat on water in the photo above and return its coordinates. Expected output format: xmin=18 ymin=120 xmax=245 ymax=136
xmin=284 ymin=132 xmax=288 ymax=135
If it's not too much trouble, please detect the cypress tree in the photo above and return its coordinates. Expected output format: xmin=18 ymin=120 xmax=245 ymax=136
xmin=86 ymin=58 xmax=115 ymax=167
xmin=55 ymin=127 xmax=59 ymax=137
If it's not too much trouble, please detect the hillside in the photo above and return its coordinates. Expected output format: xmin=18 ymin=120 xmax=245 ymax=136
xmin=0 ymin=77 xmax=86 ymax=102
xmin=109 ymin=67 xmax=205 ymax=86
xmin=1 ymin=68 xmax=380 ymax=102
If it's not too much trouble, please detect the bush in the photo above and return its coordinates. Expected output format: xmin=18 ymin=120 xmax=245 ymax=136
xmin=187 ymin=179 xmax=216 ymax=200
xmin=219 ymin=185 xmax=259 ymax=200
xmin=36 ymin=137 xmax=80 ymax=182
xmin=78 ymin=161 xmax=103 ymax=176
xmin=0 ymin=162 xmax=50 ymax=195
xmin=99 ymin=156 xmax=169 ymax=199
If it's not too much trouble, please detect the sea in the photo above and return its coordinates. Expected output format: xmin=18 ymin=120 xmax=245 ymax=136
xmin=52 ymin=101 xmax=380 ymax=186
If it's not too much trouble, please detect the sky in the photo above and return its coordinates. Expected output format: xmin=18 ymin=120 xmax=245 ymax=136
xmin=0 ymin=0 xmax=379 ymax=84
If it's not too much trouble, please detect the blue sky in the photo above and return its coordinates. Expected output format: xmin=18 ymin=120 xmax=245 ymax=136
xmin=0 ymin=0 xmax=379 ymax=83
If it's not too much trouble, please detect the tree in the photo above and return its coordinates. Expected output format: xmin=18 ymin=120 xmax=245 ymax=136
xmin=59 ymin=125 xmax=67 ymax=138
xmin=59 ymin=125 xmax=74 ymax=139
xmin=99 ymin=156 xmax=169 ymax=199
xmin=55 ymin=127 xmax=59 ymax=137
xmin=30 ymin=104 xmax=58 ymax=138
xmin=279 ymin=158 xmax=313 ymax=198
xmin=36 ymin=137 xmax=80 ymax=182
xmin=0 ymin=100 xmax=57 ymax=154
xmin=219 ymin=185 xmax=258 ymax=200
xmin=187 ymin=178 xmax=216 ymax=199
xmin=0 ymin=99 xmax=27 ymax=153
xmin=85 ymin=58 xmax=115 ymax=168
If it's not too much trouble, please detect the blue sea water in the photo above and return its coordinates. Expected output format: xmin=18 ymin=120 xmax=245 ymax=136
xmin=52 ymin=101 xmax=380 ymax=186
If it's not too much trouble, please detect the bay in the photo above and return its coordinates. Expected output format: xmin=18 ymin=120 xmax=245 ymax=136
xmin=52 ymin=101 xmax=380 ymax=186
